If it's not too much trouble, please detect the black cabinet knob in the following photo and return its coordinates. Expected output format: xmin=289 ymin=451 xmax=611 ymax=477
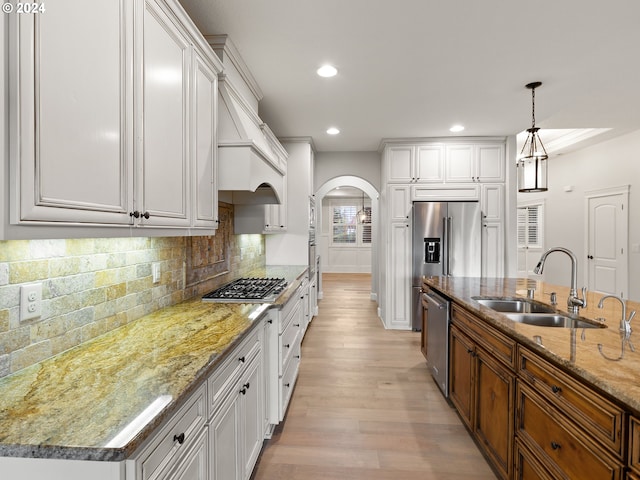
xmin=551 ymin=385 xmax=561 ymax=394
xmin=238 ymin=356 xmax=245 ymax=363
xmin=550 ymin=441 xmax=561 ymax=450
xmin=173 ymin=433 xmax=185 ymax=445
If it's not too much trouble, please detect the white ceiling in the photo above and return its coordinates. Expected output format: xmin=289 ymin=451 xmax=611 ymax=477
xmin=179 ymin=0 xmax=640 ymax=153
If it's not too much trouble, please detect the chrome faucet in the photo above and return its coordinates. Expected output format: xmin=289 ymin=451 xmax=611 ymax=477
xmin=533 ymin=247 xmax=587 ymax=315
xmin=598 ymin=294 xmax=635 ymax=334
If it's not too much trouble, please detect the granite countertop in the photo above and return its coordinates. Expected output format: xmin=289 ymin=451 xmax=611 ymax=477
xmin=423 ymin=276 xmax=640 ymax=415
xmin=0 ymin=265 xmax=308 ymax=462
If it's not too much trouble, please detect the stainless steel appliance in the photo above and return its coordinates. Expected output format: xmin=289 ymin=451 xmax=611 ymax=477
xmin=412 ymin=201 xmax=481 ymax=331
xmin=202 ymin=278 xmax=287 ymax=303
xmin=423 ymin=288 xmax=450 ymax=397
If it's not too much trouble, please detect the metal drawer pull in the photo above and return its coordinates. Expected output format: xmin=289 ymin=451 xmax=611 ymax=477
xmin=550 ymin=441 xmax=561 ymax=450
xmin=551 ymin=385 xmax=561 ymax=394
xmin=243 ymin=382 xmax=250 ymax=390
xmin=173 ymin=433 xmax=185 ymax=445
xmin=238 ymin=356 xmax=245 ymax=363
xmin=284 ymin=344 xmax=290 ymax=348
xmin=294 ymin=323 xmax=300 ymax=327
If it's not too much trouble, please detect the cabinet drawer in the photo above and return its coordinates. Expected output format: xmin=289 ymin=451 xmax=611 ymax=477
xmin=514 ymin=438 xmax=555 ymax=480
xmin=518 ymin=346 xmax=624 ymax=457
xmin=139 ymin=385 xmax=207 ymax=480
xmin=280 ymin=313 xmax=301 ymax=375
xmin=516 ymin=382 xmax=624 ymax=480
xmin=451 ymin=304 xmax=515 ymax=368
xmin=279 ymin=285 xmax=303 ymax=333
xmin=280 ymin=341 xmax=301 ymax=418
xmin=208 ymin=326 xmax=261 ymax=415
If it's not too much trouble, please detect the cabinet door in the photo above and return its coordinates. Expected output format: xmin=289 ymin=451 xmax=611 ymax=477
xmin=474 ymin=348 xmax=514 ymax=480
xmin=388 ymin=185 xmax=412 ymax=222
xmin=12 ymin=0 xmax=133 ymax=224
xmin=449 ymin=325 xmax=474 ymax=429
xmin=210 ymin=394 xmax=240 ymax=480
xmin=240 ymin=358 xmax=264 ymax=480
xmin=415 ymin=145 xmax=444 ymax=183
xmin=477 ymin=144 xmax=505 ymax=182
xmin=191 ymin=47 xmax=218 ymax=229
xmin=137 ymin=0 xmax=190 ymax=227
xmin=482 ymin=222 xmax=504 ymax=278
xmin=386 ymin=146 xmax=414 ymax=183
xmin=265 ymin=173 xmax=287 ymax=232
xmin=481 ymin=184 xmax=504 ymax=222
xmin=388 ymin=222 xmax=411 ymax=329
xmin=445 ymin=145 xmax=474 ymax=182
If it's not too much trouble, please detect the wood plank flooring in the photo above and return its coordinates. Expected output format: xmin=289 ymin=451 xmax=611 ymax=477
xmin=251 ymin=273 xmax=497 ymax=479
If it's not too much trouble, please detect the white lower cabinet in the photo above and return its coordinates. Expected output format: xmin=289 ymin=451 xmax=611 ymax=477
xmin=130 ymin=384 xmax=207 ymax=480
xmin=208 ymin=325 xmax=264 ymax=480
xmin=265 ymin=287 xmax=303 ymax=428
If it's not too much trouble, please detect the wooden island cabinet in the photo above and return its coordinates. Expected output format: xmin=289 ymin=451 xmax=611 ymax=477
xmin=445 ymin=299 xmax=630 ymax=480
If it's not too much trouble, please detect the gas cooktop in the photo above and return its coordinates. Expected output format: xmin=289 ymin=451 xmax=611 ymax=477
xmin=202 ymin=277 xmax=287 ymax=303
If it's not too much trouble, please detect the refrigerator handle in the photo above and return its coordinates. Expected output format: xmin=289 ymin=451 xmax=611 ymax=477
xmin=442 ymin=217 xmax=447 ymax=276
xmin=447 ymin=216 xmax=452 ymax=276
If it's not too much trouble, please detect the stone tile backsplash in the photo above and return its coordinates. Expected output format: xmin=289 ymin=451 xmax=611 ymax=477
xmin=0 ymin=205 xmax=266 ymax=377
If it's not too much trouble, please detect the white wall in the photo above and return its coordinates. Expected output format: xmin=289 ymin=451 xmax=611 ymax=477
xmin=520 ymin=129 xmax=640 ymax=300
xmin=314 ymin=151 xmax=381 ymax=192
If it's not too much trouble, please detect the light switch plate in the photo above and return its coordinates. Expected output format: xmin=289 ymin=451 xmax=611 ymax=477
xmin=152 ymin=262 xmax=161 ymax=284
xmin=20 ymin=283 xmax=42 ymax=321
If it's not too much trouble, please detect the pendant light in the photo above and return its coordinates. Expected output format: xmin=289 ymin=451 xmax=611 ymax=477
xmin=517 ymin=81 xmax=548 ymax=193
xmin=357 ymin=191 xmax=368 ymax=224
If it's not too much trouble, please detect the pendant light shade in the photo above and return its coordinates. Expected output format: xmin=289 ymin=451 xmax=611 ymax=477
xmin=357 ymin=191 xmax=368 ymax=224
xmin=517 ymin=82 xmax=548 ymax=193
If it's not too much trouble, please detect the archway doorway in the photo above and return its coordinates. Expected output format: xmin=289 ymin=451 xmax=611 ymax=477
xmin=315 ymin=176 xmax=379 ymax=303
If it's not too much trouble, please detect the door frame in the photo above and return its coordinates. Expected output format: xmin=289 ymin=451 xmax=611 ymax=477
xmin=584 ymin=184 xmax=629 ymax=298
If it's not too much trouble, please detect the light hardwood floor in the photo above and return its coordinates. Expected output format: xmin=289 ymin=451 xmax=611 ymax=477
xmin=252 ymin=273 xmax=497 ymax=479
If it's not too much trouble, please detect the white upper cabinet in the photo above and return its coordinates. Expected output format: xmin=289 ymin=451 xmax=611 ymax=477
xmin=385 ymin=145 xmax=444 ymax=183
xmin=445 ymin=143 xmax=505 ymax=183
xmin=136 ymin=0 xmax=190 ymax=227
xmin=191 ymin=46 xmax=219 ymax=229
xmin=10 ymin=0 xmax=134 ymax=225
xmin=7 ymin=0 xmax=223 ymax=237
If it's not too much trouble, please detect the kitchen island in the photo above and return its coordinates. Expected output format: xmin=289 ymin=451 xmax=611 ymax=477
xmin=0 ymin=265 xmax=307 ymax=478
xmin=424 ymin=275 xmax=640 ymax=480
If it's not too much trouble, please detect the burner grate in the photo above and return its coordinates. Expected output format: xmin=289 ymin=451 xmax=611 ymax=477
xmin=202 ymin=277 xmax=286 ymax=302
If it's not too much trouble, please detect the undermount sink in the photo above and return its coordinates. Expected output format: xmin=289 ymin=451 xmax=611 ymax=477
xmin=504 ymin=313 xmax=606 ymax=329
xmin=472 ymin=297 xmax=556 ymax=314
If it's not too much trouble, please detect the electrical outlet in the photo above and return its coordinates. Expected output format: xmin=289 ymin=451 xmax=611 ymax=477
xmin=152 ymin=262 xmax=161 ymax=283
xmin=20 ymin=283 xmax=42 ymax=321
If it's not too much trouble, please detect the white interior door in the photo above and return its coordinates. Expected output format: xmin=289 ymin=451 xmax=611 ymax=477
xmin=586 ymin=188 xmax=628 ymax=298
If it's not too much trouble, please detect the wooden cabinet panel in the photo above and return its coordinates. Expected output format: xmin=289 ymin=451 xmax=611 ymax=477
xmin=516 ymin=382 xmax=623 ymax=480
xmin=514 ymin=439 xmax=555 ymax=480
xmin=518 ymin=346 xmax=624 ymax=457
xmin=449 ymin=325 xmax=474 ymax=430
xmin=628 ymin=416 xmax=640 ymax=476
xmin=475 ymin=348 xmax=514 ymax=479
xmin=451 ymin=305 xmax=515 ymax=368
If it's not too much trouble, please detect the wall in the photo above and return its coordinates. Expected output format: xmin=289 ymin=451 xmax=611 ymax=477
xmin=519 ymin=129 xmax=640 ymax=300
xmin=0 ymin=204 xmax=265 ymax=378
xmin=314 ymin=151 xmax=381 ymax=192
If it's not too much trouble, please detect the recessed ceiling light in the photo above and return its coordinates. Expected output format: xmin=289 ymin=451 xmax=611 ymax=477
xmin=450 ymin=125 xmax=465 ymax=133
xmin=326 ymin=127 xmax=340 ymax=135
xmin=317 ymin=65 xmax=338 ymax=77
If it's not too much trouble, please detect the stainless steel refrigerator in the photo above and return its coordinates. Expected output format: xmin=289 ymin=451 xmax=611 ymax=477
xmin=411 ymin=201 xmax=481 ymax=331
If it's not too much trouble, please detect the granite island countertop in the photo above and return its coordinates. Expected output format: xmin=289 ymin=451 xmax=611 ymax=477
xmin=0 ymin=265 xmax=308 ymax=462
xmin=423 ymin=276 xmax=640 ymax=415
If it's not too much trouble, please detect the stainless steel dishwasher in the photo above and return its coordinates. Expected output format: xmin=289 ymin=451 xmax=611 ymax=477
xmin=423 ymin=288 xmax=450 ymax=398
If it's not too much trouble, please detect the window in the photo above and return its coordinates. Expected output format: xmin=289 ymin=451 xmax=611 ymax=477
xmin=517 ymin=204 xmax=544 ymax=248
xmin=331 ymin=199 xmax=371 ymax=246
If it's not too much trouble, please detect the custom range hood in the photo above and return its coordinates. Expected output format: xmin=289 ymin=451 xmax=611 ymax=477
xmin=209 ymin=35 xmax=286 ymax=205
